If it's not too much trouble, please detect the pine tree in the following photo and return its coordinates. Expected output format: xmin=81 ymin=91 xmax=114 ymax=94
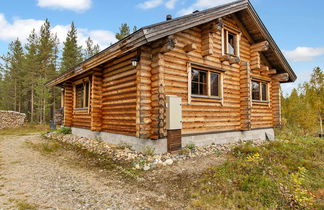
xmin=60 ymin=22 xmax=83 ymax=73
xmin=37 ymin=19 xmax=59 ymax=123
xmin=115 ymin=23 xmax=131 ymax=40
xmin=24 ymin=29 xmax=39 ymax=122
xmin=84 ymin=37 xmax=100 ymax=59
xmin=0 ymin=39 xmax=25 ymax=112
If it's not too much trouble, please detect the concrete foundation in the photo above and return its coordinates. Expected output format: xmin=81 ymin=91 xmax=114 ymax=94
xmin=71 ymin=127 xmax=274 ymax=154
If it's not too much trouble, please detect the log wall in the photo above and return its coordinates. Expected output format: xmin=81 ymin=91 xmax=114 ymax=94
xmin=101 ymin=51 xmax=138 ymax=136
xmin=63 ymin=15 xmax=282 ymax=139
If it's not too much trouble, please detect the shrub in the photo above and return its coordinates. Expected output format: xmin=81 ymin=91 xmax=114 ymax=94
xmin=57 ymin=127 xmax=72 ymax=135
xmin=186 ymin=143 xmax=196 ymax=150
xmin=142 ymin=146 xmax=155 ymax=156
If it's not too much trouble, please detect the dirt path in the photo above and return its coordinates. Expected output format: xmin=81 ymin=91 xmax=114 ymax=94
xmin=0 ymin=134 xmax=224 ymax=209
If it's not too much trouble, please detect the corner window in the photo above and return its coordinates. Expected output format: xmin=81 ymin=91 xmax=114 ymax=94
xmin=191 ymin=67 xmax=222 ymax=98
xmin=252 ymin=80 xmax=268 ymax=102
xmin=74 ymin=80 xmax=90 ymax=108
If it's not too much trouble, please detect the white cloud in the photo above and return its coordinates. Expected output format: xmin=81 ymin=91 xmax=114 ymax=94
xmin=0 ymin=14 xmax=44 ymax=43
xmin=37 ymin=0 xmax=92 ymax=12
xmin=178 ymin=0 xmax=236 ymax=15
xmin=0 ymin=14 xmax=117 ymax=49
xmin=165 ymin=0 xmax=178 ymax=9
xmin=284 ymin=47 xmax=324 ymax=62
xmin=138 ymin=0 xmax=164 ymax=9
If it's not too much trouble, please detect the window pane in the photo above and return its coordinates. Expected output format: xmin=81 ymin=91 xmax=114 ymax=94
xmin=199 ymin=71 xmax=207 ymax=83
xmin=199 ymin=83 xmax=207 ymax=95
xmin=210 ymin=72 xmax=219 ymax=96
xmin=75 ymin=83 xmax=84 ymax=108
xmin=192 ymin=69 xmax=199 ymax=82
xmin=252 ymin=81 xmax=260 ymax=100
xmin=261 ymin=83 xmax=267 ymax=101
xmin=228 ymin=33 xmax=235 ymax=55
xmin=85 ymin=81 xmax=90 ymax=107
xmin=191 ymin=69 xmax=207 ymax=96
xmin=192 ymin=82 xmax=198 ymax=95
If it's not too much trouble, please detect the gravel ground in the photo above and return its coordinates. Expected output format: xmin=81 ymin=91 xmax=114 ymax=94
xmin=0 ymin=133 xmax=227 ymax=209
xmin=0 ymin=134 xmax=164 ymax=209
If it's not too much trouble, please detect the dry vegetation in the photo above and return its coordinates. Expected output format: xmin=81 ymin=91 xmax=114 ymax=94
xmin=27 ymin=128 xmax=323 ymax=209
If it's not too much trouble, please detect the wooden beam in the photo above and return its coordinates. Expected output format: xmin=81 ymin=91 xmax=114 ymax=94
xmin=268 ymin=69 xmax=277 ymax=75
xmin=160 ymin=35 xmax=177 ymax=54
xmin=183 ymin=43 xmax=197 ymax=52
xmin=220 ymin=55 xmax=240 ymax=64
xmin=272 ymin=73 xmax=289 ymax=82
xmin=251 ymin=41 xmax=269 ymax=52
xmin=229 ymin=56 xmax=241 ymax=64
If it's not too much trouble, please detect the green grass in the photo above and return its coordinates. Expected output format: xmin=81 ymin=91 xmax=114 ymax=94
xmin=0 ymin=124 xmax=49 ymax=136
xmin=190 ymin=132 xmax=324 ymax=209
xmin=9 ymin=198 xmax=37 ymax=210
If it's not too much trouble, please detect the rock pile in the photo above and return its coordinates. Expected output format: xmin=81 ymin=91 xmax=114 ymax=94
xmin=0 ymin=111 xmax=26 ymax=129
xmin=44 ymin=132 xmax=267 ymax=171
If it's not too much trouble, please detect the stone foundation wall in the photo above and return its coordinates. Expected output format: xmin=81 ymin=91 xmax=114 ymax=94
xmin=0 ymin=111 xmax=26 ymax=129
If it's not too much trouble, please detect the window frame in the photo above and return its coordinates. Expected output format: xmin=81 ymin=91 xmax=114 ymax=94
xmin=188 ymin=63 xmax=225 ymax=103
xmin=251 ymin=79 xmax=269 ymax=103
xmin=222 ymin=26 xmax=241 ymax=57
xmin=73 ymin=78 xmax=91 ymax=110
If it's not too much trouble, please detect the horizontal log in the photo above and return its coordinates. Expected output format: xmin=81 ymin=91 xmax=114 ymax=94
xmin=183 ymin=43 xmax=197 ymax=52
xmin=251 ymin=41 xmax=269 ymax=52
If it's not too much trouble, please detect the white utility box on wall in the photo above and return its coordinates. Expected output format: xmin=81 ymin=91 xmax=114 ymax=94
xmin=166 ymin=95 xmax=182 ymax=130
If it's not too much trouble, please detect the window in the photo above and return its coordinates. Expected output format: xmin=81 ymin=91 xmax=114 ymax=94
xmin=252 ymin=80 xmax=268 ymax=102
xmin=223 ymin=29 xmax=238 ymax=56
xmin=74 ymin=80 xmax=90 ymax=108
xmin=191 ymin=67 xmax=221 ymax=98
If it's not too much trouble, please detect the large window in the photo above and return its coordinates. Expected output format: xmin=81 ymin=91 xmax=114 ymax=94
xmin=74 ymin=80 xmax=90 ymax=108
xmin=252 ymin=80 xmax=268 ymax=102
xmin=191 ymin=67 xmax=221 ymax=98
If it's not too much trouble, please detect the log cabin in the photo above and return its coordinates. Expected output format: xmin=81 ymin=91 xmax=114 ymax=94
xmin=46 ymin=0 xmax=296 ymax=153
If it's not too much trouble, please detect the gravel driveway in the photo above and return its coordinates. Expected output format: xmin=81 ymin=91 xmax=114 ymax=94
xmin=0 ymin=134 xmax=166 ymax=209
xmin=0 ymin=133 xmax=224 ymax=209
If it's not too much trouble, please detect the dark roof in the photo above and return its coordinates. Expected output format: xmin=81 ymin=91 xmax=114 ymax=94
xmin=46 ymin=0 xmax=296 ymax=87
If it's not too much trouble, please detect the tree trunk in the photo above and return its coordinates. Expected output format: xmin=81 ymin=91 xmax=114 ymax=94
xmin=320 ymin=116 xmax=323 ymax=135
xmin=31 ymin=84 xmax=34 ymax=123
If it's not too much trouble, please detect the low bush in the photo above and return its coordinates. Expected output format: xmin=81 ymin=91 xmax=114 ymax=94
xmin=57 ymin=127 xmax=72 ymax=135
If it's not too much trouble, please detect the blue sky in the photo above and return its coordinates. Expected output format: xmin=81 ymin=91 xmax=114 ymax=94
xmin=0 ymin=0 xmax=323 ymax=95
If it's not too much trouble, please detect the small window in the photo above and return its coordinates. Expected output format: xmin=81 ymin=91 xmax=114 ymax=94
xmin=191 ymin=67 xmax=222 ymax=98
xmin=75 ymin=80 xmax=90 ymax=108
xmin=252 ymin=80 xmax=268 ymax=102
xmin=223 ymin=29 xmax=238 ymax=56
